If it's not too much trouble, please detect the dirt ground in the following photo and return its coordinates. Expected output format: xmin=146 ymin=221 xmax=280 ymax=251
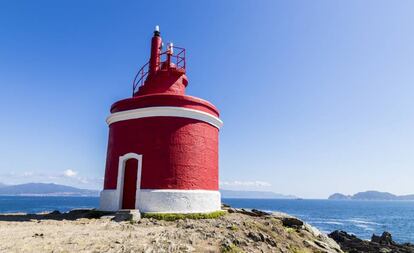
xmin=0 ymin=210 xmax=343 ymax=253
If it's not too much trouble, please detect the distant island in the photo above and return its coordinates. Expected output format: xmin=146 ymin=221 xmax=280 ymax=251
xmin=220 ymin=189 xmax=296 ymax=199
xmin=328 ymin=190 xmax=414 ymax=201
xmin=0 ymin=183 xmax=99 ymax=196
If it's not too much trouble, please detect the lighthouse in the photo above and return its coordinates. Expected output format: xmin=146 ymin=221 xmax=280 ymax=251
xmin=99 ymin=27 xmax=223 ymax=213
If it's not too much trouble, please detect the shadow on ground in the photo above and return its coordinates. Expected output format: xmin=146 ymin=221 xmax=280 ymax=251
xmin=0 ymin=210 xmax=113 ymax=221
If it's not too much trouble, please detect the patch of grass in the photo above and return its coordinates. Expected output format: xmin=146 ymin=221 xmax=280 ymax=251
xmin=229 ymin=225 xmax=239 ymax=231
xmin=247 ymin=221 xmax=278 ymax=239
xmin=285 ymin=227 xmax=296 ymax=234
xmin=288 ymin=245 xmax=310 ymax=253
xmin=142 ymin=210 xmax=227 ymax=221
xmin=221 ymin=243 xmax=243 ymax=253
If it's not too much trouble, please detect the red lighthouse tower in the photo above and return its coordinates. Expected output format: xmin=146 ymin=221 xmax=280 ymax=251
xmin=100 ymin=27 xmax=223 ymax=213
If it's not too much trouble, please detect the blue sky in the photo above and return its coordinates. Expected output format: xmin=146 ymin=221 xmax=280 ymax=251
xmin=1 ymin=1 xmax=413 ymax=198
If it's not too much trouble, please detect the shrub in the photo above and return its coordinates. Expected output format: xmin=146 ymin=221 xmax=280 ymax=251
xmin=142 ymin=210 xmax=227 ymax=221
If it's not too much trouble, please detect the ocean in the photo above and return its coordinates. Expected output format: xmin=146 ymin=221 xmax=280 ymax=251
xmin=0 ymin=196 xmax=413 ymax=243
xmin=224 ymin=198 xmax=414 ymax=243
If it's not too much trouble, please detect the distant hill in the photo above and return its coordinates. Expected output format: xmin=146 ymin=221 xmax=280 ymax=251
xmin=220 ymin=189 xmax=296 ymax=199
xmin=328 ymin=191 xmax=414 ymax=201
xmin=0 ymin=183 xmax=99 ymax=196
xmin=397 ymin=194 xmax=414 ymax=200
xmin=0 ymin=182 xmax=6 ymax=188
xmin=328 ymin=193 xmax=351 ymax=200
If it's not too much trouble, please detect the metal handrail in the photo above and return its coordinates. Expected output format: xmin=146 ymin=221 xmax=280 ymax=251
xmin=132 ymin=61 xmax=150 ymax=94
xmin=132 ymin=46 xmax=186 ymax=95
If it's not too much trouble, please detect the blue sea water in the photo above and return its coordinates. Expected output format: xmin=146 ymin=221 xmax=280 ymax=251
xmin=223 ymin=198 xmax=414 ymax=243
xmin=0 ymin=196 xmax=99 ymax=214
xmin=0 ymin=196 xmax=413 ymax=243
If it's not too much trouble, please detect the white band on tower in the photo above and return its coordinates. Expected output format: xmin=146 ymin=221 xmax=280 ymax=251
xmin=107 ymin=106 xmax=223 ymax=129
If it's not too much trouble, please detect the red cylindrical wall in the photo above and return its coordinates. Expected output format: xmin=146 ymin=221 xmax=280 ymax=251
xmin=103 ymin=94 xmax=220 ymax=192
xmin=103 ymin=117 xmax=219 ymax=191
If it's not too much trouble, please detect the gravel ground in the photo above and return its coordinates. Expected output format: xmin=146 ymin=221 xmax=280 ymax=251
xmin=0 ymin=209 xmax=343 ymax=253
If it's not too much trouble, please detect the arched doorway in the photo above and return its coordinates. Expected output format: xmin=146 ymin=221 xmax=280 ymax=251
xmin=117 ymin=153 xmax=142 ymax=210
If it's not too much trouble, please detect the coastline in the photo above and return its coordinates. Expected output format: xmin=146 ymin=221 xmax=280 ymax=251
xmin=0 ymin=208 xmax=343 ymax=253
xmin=1 ymin=206 xmax=413 ymax=252
xmin=1 ymin=207 xmax=413 ymax=252
xmin=1 ymin=196 xmax=414 ymax=244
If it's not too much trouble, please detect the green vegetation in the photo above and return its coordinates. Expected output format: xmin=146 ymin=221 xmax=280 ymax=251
xmin=288 ymin=245 xmax=310 ymax=253
xmin=221 ymin=243 xmax=243 ymax=253
xmin=229 ymin=224 xmax=239 ymax=231
xmin=285 ymin=227 xmax=296 ymax=234
xmin=142 ymin=210 xmax=227 ymax=221
xmin=247 ymin=221 xmax=278 ymax=239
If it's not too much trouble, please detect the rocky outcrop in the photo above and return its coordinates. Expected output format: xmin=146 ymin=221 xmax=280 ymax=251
xmin=0 ymin=207 xmax=344 ymax=253
xmin=329 ymin=230 xmax=414 ymax=253
xmin=281 ymin=217 xmax=304 ymax=228
xmin=221 ymin=206 xmax=343 ymax=253
xmin=6 ymin=207 xmax=413 ymax=253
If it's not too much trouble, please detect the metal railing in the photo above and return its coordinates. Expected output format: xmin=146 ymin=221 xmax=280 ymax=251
xmin=132 ymin=46 xmax=186 ymax=95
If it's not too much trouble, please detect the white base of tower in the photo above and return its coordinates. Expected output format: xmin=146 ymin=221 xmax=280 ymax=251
xmin=99 ymin=189 xmax=221 ymax=213
xmin=99 ymin=189 xmax=120 ymax=211
xmin=138 ymin=189 xmax=221 ymax=213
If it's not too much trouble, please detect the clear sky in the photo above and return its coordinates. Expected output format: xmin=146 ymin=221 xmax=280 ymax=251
xmin=1 ymin=1 xmax=413 ymax=198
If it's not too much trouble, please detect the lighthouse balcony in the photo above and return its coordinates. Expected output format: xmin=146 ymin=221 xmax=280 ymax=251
xmin=132 ymin=46 xmax=186 ymax=96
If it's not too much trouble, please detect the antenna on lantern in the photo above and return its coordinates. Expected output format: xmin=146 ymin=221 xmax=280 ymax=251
xmin=168 ymin=42 xmax=174 ymax=54
xmin=166 ymin=42 xmax=174 ymax=67
xmin=154 ymin=25 xmax=160 ymax=36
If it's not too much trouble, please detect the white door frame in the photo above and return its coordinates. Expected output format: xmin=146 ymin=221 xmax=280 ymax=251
xmin=116 ymin=153 xmax=143 ymax=210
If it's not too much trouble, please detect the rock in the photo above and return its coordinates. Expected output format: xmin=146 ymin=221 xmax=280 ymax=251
xmin=371 ymin=232 xmax=396 ymax=246
xmin=329 ymin=230 xmax=414 ymax=253
xmin=100 ymin=215 xmax=116 ymax=220
xmin=221 ymin=238 xmax=236 ymax=251
xmin=379 ymin=248 xmax=392 ymax=253
xmin=230 ymin=208 xmax=272 ymax=217
xmin=48 ymin=210 xmax=61 ymax=215
xmin=304 ymin=223 xmax=322 ymax=237
xmin=184 ymin=222 xmax=195 ymax=229
xmin=314 ymin=240 xmax=330 ymax=250
xmin=112 ymin=210 xmax=141 ymax=222
xmin=282 ymin=217 xmax=304 ymax=228
xmin=221 ymin=203 xmax=231 ymax=208
xmin=251 ymin=209 xmax=271 ymax=217
xmin=0 ymin=205 xmax=348 ymax=253
xmin=239 ymin=209 xmax=261 ymax=217
xmin=258 ymin=232 xmax=265 ymax=241
xmin=247 ymin=231 xmax=263 ymax=242
xmin=265 ymin=237 xmax=277 ymax=247
xmin=302 ymin=224 xmax=343 ymax=252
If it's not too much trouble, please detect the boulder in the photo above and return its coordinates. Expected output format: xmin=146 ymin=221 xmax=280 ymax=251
xmin=112 ymin=210 xmax=141 ymax=222
xmin=329 ymin=230 xmax=414 ymax=253
xmin=371 ymin=232 xmax=396 ymax=246
xmin=282 ymin=217 xmax=304 ymax=228
xmin=251 ymin=209 xmax=271 ymax=216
